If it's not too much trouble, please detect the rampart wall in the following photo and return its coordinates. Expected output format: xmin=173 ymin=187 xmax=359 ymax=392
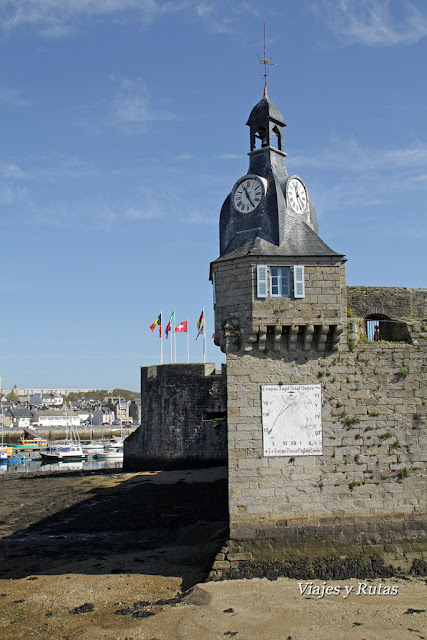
xmin=123 ymin=363 xmax=227 ymax=470
xmin=348 ymin=286 xmax=427 ymax=319
xmin=210 ymin=288 xmax=427 ymax=576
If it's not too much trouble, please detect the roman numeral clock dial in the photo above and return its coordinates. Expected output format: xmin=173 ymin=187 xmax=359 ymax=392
xmin=233 ymin=177 xmax=264 ymax=213
xmin=286 ymin=176 xmax=308 ymax=215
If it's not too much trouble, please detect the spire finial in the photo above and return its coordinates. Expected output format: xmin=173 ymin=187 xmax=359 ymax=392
xmin=258 ymin=20 xmax=276 ymax=97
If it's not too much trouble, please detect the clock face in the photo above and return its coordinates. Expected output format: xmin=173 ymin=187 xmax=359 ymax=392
xmin=233 ymin=178 xmax=263 ymax=213
xmin=287 ymin=177 xmax=308 ymax=214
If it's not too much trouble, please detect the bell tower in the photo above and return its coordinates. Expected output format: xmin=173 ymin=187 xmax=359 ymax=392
xmin=211 ymin=90 xmax=346 ymax=356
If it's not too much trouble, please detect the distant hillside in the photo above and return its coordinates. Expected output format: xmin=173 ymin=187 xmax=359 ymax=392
xmin=63 ymin=389 xmax=139 ymax=402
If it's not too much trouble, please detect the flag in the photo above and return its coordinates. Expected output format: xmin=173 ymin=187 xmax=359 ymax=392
xmin=212 ymin=332 xmax=215 ymax=340
xmin=150 ymin=313 xmax=162 ymax=338
xmin=175 ymin=321 xmax=188 ymax=333
xmin=196 ymin=310 xmax=204 ymax=340
xmin=165 ymin=310 xmax=175 ymax=338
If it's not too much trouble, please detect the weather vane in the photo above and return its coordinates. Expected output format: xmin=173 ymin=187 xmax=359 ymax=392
xmin=257 ymin=20 xmax=276 ymax=97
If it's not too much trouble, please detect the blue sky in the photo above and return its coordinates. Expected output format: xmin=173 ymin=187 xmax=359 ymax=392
xmin=1 ymin=0 xmax=426 ymax=391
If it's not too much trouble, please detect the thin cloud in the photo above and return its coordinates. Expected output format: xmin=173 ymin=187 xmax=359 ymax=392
xmin=181 ymin=211 xmax=217 ymax=225
xmin=0 ymin=1 xmax=190 ymax=37
xmin=293 ymin=137 xmax=427 ymax=172
xmin=409 ymin=174 xmax=427 ymax=183
xmin=108 ymin=76 xmax=179 ymax=133
xmin=0 ymin=153 xmax=100 ymax=182
xmin=0 ymin=84 xmax=29 ymax=106
xmin=1 ymin=0 xmax=261 ymax=39
xmin=0 ymin=164 xmax=28 ymax=179
xmin=312 ymin=0 xmax=427 ymax=46
xmin=215 ymin=153 xmax=243 ymax=160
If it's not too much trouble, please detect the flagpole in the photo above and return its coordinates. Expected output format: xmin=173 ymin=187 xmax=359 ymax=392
xmin=160 ymin=309 xmax=163 ymax=365
xmin=203 ymin=306 xmax=207 ymax=363
xmin=187 ymin=317 xmax=189 ymax=363
xmin=173 ymin=307 xmax=176 ymax=364
xmin=170 ymin=313 xmax=173 ymax=364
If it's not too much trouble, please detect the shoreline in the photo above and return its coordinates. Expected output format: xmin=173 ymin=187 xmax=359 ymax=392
xmin=1 ymin=467 xmax=425 ymax=639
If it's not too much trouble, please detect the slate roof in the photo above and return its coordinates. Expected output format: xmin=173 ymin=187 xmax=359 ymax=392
xmin=213 ymin=218 xmax=344 ymax=264
xmin=246 ymin=95 xmax=286 ymax=127
xmin=10 ymin=407 xmax=33 ymax=418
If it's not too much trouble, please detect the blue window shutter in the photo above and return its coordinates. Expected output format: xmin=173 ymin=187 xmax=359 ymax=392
xmin=257 ymin=265 xmax=268 ymax=298
xmin=294 ymin=265 xmax=305 ymax=298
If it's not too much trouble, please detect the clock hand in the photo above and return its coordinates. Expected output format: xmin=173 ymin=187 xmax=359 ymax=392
xmin=243 ymin=186 xmax=255 ymax=208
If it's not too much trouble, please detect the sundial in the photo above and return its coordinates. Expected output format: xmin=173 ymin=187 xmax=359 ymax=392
xmin=261 ymin=384 xmax=322 ymax=456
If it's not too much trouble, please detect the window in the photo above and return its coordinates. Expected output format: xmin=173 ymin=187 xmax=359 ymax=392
xmin=256 ymin=265 xmax=305 ymax=299
xmin=270 ymin=267 xmax=291 ymax=297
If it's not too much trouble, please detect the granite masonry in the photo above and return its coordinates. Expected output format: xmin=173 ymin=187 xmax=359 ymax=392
xmin=123 ymin=363 xmax=227 ymax=470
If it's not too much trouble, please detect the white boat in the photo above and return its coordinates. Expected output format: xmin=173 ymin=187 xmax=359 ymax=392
xmin=95 ymin=445 xmax=123 ymax=461
xmin=41 ymin=442 xmax=84 ymax=460
xmin=0 ymin=451 xmax=7 ymax=462
xmin=42 ymin=403 xmax=84 ymax=460
xmin=81 ymin=436 xmax=124 ymax=456
xmin=80 ymin=440 xmax=106 ymax=455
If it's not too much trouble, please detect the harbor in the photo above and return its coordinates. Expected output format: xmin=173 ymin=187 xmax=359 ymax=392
xmin=1 ymin=456 xmax=123 ymax=474
xmin=1 ymin=424 xmax=135 ymax=473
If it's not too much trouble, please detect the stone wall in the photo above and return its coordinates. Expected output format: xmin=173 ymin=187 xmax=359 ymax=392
xmin=348 ymin=286 xmax=427 ymax=319
xmin=218 ymin=322 xmax=427 ymax=571
xmin=213 ymin=256 xmax=346 ymax=354
xmin=123 ymin=363 xmax=227 ymax=470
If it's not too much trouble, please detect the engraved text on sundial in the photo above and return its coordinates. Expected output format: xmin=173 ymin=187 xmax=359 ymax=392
xmin=262 ymin=384 xmax=322 ymax=456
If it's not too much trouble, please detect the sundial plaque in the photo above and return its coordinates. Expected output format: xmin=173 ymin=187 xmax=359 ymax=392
xmin=261 ymin=384 xmax=322 ymax=456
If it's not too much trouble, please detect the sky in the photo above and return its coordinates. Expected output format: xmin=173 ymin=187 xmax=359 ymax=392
xmin=0 ymin=0 xmax=426 ymax=391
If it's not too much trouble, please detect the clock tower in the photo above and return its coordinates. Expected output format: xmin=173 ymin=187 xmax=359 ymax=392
xmin=207 ymin=72 xmax=426 ymax=574
xmin=209 ymin=87 xmax=348 ymax=547
xmin=211 ymin=88 xmax=346 ymax=356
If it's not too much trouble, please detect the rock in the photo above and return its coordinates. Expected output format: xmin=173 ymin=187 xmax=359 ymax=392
xmin=132 ymin=610 xmax=155 ymax=618
xmin=69 ymin=603 xmax=95 ymax=614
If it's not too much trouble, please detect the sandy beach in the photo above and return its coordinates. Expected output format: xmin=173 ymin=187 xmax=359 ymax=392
xmin=0 ymin=467 xmax=425 ymax=639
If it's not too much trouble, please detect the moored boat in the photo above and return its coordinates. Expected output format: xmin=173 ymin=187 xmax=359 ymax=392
xmin=41 ymin=442 xmax=84 ymax=461
xmin=94 ymin=445 xmax=124 ymax=461
xmin=81 ymin=436 xmax=124 ymax=457
xmin=13 ymin=438 xmax=49 ymax=450
xmin=0 ymin=445 xmax=13 ymax=456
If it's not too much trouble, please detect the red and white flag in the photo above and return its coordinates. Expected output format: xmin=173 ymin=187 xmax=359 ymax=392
xmin=175 ymin=321 xmax=188 ymax=333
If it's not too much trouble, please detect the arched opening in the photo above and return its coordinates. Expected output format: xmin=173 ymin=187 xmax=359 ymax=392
xmin=272 ymin=125 xmax=281 ymax=150
xmin=254 ymin=126 xmax=268 ymax=149
xmin=364 ymin=314 xmax=410 ymax=343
